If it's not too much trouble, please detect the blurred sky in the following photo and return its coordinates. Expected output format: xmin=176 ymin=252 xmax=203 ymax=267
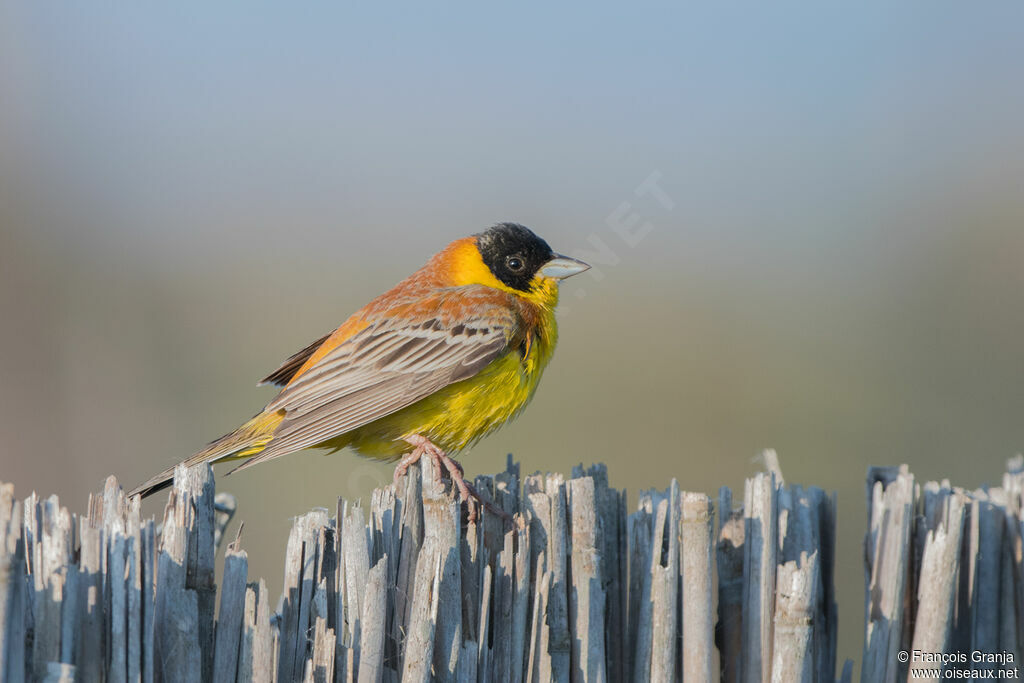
xmin=2 ymin=2 xmax=1024 ymax=671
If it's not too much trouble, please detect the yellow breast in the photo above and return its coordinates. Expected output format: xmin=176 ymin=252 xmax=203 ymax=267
xmin=335 ymin=289 xmax=559 ymax=460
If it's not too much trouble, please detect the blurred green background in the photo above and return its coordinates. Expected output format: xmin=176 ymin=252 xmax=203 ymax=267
xmin=2 ymin=2 xmax=1023 ymax=672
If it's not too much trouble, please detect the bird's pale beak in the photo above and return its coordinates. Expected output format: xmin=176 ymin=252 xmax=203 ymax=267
xmin=541 ymin=254 xmax=591 ymax=280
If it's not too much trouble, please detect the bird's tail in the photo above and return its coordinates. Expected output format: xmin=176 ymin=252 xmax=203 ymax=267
xmin=127 ymin=410 xmax=284 ymax=499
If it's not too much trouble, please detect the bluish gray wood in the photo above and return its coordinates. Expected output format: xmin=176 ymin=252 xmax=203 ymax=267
xmin=968 ymin=493 xmax=1005 ymax=674
xmin=394 ymin=465 xmax=423 ymax=675
xmin=335 ymin=642 xmax=353 ymax=683
xmin=31 ymin=495 xmax=72 ymax=677
xmin=649 ymin=483 xmax=679 ymax=683
xmin=17 ymin=456 xmax=1024 ymax=683
xmin=342 ymin=504 xmax=370 ymax=667
xmin=41 ymin=662 xmax=74 ymax=683
xmin=477 ymin=563 xmax=493 ymax=680
xmin=401 ymin=553 xmax=441 ymax=683
xmin=814 ymin=490 xmax=838 ymax=683
xmin=741 ymin=471 xmax=778 ymax=683
xmin=77 ymin=508 xmax=103 ymax=683
xmin=787 ymin=481 xmax=835 ymax=682
xmin=909 ymin=488 xmax=965 ymax=673
xmin=56 ymin=561 xmax=78 ymax=671
xmin=566 ymin=476 xmax=607 ymax=683
xmin=163 ymin=591 xmax=201 ymax=683
xmin=153 ymin=475 xmax=188 ymax=683
xmin=573 ymin=466 xmax=626 ymax=683
xmin=543 ymin=474 xmax=571 ymax=681
xmin=680 ymin=492 xmax=713 ymax=682
xmin=510 ymin=523 xmax=531 ymax=683
xmin=142 ymin=519 xmax=156 ymax=683
xmin=356 ymin=556 xmax=387 ymax=683
xmin=627 ymin=493 xmax=654 ymax=682
xmin=126 ymin=497 xmax=144 ymax=683
xmin=572 ymin=463 xmax=625 ymax=683
xmin=455 ymin=641 xmax=477 ymax=683
xmin=990 ymin=477 xmax=1022 ymax=667
xmin=278 ymin=508 xmax=331 ymax=683
xmin=716 ymin=486 xmax=745 ymax=683
xmin=420 ymin=455 xmax=461 ymax=683
xmin=368 ymin=483 xmax=397 ymax=678
xmin=0 ymin=488 xmax=25 ymax=683
xmin=525 ymin=552 xmax=547 ymax=683
xmin=770 ymin=551 xmax=818 ymax=683
xmin=630 ymin=489 xmax=663 ymax=683
xmin=459 ymin=506 xmax=482 ymax=648
xmin=153 ymin=465 xmax=213 ymax=683
xmin=498 ymin=454 xmax=522 ymax=515
xmin=492 ymin=529 xmax=515 ymax=682
xmin=213 ymin=544 xmax=249 ymax=683
xmin=109 ymin=534 xmax=128 ymax=683
xmin=861 ymin=466 xmax=914 ymax=683
xmin=188 ymin=467 xmax=217 ymax=683
xmin=522 ymin=474 xmax=548 ymax=600
xmin=238 ymin=579 xmax=275 ymax=683
xmin=237 ymin=582 xmax=257 ymax=683
xmin=1001 ymin=456 xmax=1024 ymax=663
xmin=307 ymin=615 xmax=336 ymax=683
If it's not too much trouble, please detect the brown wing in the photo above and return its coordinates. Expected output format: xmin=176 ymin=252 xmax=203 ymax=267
xmin=231 ymin=287 xmax=518 ymax=471
xmin=258 ymin=331 xmax=333 ymax=387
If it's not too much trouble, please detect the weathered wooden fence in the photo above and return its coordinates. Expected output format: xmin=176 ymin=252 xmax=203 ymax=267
xmin=0 ymin=453 xmax=1022 ymax=682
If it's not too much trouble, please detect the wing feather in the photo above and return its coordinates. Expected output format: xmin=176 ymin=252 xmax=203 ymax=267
xmin=258 ymin=331 xmax=333 ymax=386
xmin=232 ymin=288 xmax=518 ymax=471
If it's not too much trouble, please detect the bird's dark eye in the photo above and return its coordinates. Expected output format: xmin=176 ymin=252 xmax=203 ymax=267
xmin=506 ymin=255 xmax=525 ymax=272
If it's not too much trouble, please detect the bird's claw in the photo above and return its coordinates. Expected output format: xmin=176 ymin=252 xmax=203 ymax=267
xmin=394 ymin=434 xmax=510 ymax=524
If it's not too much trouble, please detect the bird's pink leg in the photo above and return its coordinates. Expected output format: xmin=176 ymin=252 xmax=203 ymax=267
xmin=395 ymin=434 xmax=510 ymax=522
xmin=393 ymin=446 xmax=430 ymax=485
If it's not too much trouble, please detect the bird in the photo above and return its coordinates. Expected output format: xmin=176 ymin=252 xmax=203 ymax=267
xmin=128 ymin=223 xmax=590 ymax=516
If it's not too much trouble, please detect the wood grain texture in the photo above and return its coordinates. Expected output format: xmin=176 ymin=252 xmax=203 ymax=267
xmin=10 ymin=455 xmax=1024 ymax=682
xmin=862 ymin=466 xmax=914 ymax=683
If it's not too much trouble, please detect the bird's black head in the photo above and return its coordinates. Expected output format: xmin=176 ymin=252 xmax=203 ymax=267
xmin=474 ymin=223 xmax=555 ymax=292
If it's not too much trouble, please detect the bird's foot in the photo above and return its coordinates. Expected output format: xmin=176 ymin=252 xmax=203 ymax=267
xmin=393 ymin=444 xmax=430 ymax=485
xmin=394 ymin=435 xmax=510 ymax=523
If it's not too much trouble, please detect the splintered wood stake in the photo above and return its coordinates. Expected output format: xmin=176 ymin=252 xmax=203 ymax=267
xmin=8 ymin=455 xmax=1024 ymax=682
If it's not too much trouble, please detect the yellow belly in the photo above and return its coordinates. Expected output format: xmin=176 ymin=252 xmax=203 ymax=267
xmin=319 ymin=325 xmax=556 ymax=461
